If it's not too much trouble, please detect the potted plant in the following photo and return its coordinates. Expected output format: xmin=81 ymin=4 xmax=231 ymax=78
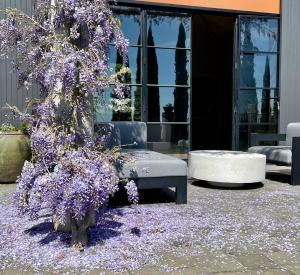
xmin=0 ymin=123 xmax=31 ymax=183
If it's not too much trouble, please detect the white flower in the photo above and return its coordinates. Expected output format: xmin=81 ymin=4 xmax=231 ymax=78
xmin=110 ymin=98 xmax=132 ymax=112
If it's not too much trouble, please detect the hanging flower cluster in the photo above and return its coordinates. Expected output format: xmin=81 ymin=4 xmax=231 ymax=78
xmin=0 ymin=0 xmax=138 ymax=237
xmin=15 ymin=149 xmax=120 ymax=224
xmin=0 ymin=0 xmax=129 ymax=98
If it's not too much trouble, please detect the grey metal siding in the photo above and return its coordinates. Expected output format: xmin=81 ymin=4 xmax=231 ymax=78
xmin=280 ymin=0 xmax=300 ymax=133
xmin=0 ymin=0 xmax=38 ymax=125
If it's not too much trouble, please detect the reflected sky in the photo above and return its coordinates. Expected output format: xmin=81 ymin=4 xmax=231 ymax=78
xmin=240 ymin=54 xmax=277 ymax=88
xmin=114 ymin=8 xmax=141 ymax=45
xmin=240 ymin=18 xmax=278 ymax=52
xmin=147 ymin=13 xmax=191 ymax=47
xmin=148 ymin=49 xmax=191 ymax=85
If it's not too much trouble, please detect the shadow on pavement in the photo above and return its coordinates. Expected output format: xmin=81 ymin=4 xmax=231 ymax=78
xmin=191 ymin=180 xmax=264 ymax=190
xmin=110 ymin=187 xmax=176 ymax=206
xmin=266 ymin=172 xmax=291 ymax=184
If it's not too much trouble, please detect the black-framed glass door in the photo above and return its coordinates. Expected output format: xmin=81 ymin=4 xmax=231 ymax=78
xmin=145 ymin=11 xmax=191 ymax=157
xmin=94 ymin=6 xmax=192 ymax=157
xmin=234 ymin=15 xmax=280 ymax=150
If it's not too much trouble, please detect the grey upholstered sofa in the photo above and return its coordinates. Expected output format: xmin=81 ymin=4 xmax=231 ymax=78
xmin=95 ymin=122 xmax=188 ymax=204
xmin=248 ymin=122 xmax=300 ymax=185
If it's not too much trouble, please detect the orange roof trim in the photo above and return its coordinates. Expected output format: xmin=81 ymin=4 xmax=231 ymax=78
xmin=132 ymin=0 xmax=281 ymax=14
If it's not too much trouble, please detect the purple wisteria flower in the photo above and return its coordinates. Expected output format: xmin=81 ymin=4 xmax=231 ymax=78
xmin=125 ymin=180 xmax=139 ymax=204
xmin=0 ymin=0 xmax=137 ymax=249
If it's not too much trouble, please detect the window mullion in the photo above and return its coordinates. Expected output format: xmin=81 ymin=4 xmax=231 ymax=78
xmin=141 ymin=9 xmax=148 ymax=123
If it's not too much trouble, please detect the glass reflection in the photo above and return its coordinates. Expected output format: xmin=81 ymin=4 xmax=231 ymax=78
xmin=147 ymin=48 xmax=190 ymax=85
xmin=239 ymin=124 xmax=277 ymax=150
xmin=114 ymin=7 xmax=141 ymax=45
xmin=240 ymin=18 xmax=278 ymax=52
xmin=148 ymin=87 xmax=190 ymax=123
xmin=94 ymin=86 xmax=141 ymax=122
xmin=240 ymin=54 xmax=277 ymax=88
xmin=147 ymin=124 xmax=189 ymax=154
xmin=147 ymin=12 xmax=190 ymax=47
xmin=109 ymin=46 xmax=141 ymax=84
xmin=239 ymin=89 xmax=278 ymax=123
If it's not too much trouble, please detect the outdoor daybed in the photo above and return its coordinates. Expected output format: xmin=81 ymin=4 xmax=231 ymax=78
xmin=248 ymin=122 xmax=300 ymax=186
xmin=95 ymin=122 xmax=188 ymax=204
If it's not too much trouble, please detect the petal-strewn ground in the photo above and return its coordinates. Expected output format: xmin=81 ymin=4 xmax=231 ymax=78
xmin=1 ymin=165 xmax=300 ymax=274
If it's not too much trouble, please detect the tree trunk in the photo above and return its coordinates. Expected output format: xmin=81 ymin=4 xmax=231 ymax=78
xmin=70 ymin=209 xmax=95 ymax=250
xmin=53 ymin=209 xmax=95 ymax=251
xmin=76 ymin=93 xmax=94 ymax=137
xmin=49 ymin=0 xmax=95 ymax=250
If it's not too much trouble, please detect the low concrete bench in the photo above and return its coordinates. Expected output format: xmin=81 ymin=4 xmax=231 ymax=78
xmin=95 ymin=122 xmax=187 ymax=204
xmin=188 ymin=150 xmax=266 ymax=187
xmin=248 ymin=122 xmax=300 ymax=186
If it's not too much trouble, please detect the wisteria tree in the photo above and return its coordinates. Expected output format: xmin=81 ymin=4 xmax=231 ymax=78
xmin=0 ymin=0 xmax=138 ymax=250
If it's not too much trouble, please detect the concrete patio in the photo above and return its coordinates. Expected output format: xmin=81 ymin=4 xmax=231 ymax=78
xmin=1 ymin=164 xmax=300 ymax=275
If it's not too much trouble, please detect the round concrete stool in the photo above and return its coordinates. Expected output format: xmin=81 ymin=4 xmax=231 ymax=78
xmin=188 ymin=150 xmax=266 ymax=187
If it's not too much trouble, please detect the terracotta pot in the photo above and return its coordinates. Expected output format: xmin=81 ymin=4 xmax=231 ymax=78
xmin=0 ymin=131 xmax=31 ymax=183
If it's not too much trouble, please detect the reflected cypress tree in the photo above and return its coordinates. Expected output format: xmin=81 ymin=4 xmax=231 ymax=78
xmin=147 ymin=24 xmax=160 ymax=122
xmin=240 ymin=21 xmax=258 ymax=123
xmin=261 ymin=56 xmax=271 ymax=123
xmin=173 ymin=22 xmax=188 ymax=141
xmin=112 ymin=50 xmax=132 ymax=121
xmin=134 ymin=35 xmax=141 ymax=121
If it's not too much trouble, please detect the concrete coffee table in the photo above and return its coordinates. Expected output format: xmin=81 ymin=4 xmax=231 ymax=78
xmin=188 ymin=150 xmax=266 ymax=187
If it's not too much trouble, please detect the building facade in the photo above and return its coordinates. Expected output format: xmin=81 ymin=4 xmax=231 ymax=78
xmin=0 ymin=0 xmax=300 ymax=157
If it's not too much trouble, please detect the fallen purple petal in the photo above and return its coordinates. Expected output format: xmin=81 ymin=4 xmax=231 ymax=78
xmin=1 ymin=181 xmax=300 ymax=274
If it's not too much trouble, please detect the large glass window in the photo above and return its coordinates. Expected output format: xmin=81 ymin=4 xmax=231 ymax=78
xmin=147 ymin=124 xmax=189 ymax=155
xmin=238 ymin=89 xmax=278 ymax=124
xmin=147 ymin=12 xmax=191 ymax=47
xmin=147 ymin=87 xmax=190 ymax=122
xmin=240 ymin=18 xmax=278 ymax=52
xmin=238 ymin=16 xmax=279 ymax=150
xmin=147 ymin=48 xmax=190 ymax=85
xmin=98 ymin=7 xmax=143 ymax=123
xmin=240 ymin=54 xmax=277 ymax=88
xmin=95 ymin=86 xmax=141 ymax=122
xmin=109 ymin=46 xmax=142 ymax=85
xmin=114 ymin=7 xmax=142 ymax=46
xmin=95 ymin=7 xmax=191 ymax=157
xmin=146 ymin=11 xmax=191 ymax=156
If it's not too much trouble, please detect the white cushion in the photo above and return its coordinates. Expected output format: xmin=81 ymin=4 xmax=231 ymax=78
xmin=286 ymin=122 xmax=300 ymax=146
xmin=248 ymin=146 xmax=292 ymax=165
